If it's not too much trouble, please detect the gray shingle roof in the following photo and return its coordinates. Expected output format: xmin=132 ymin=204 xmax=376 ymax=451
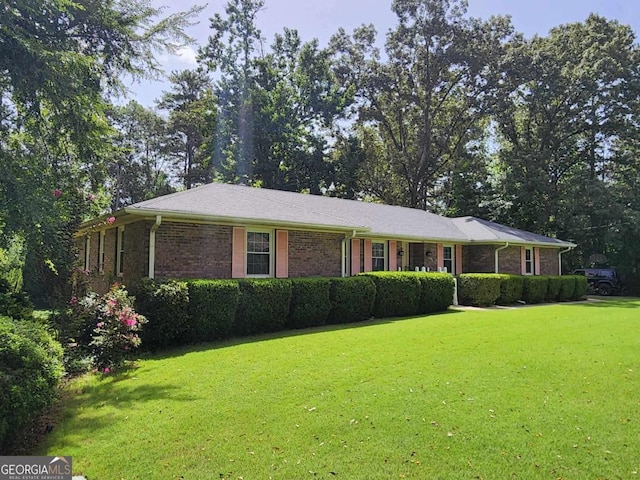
xmin=120 ymin=183 xmax=574 ymax=247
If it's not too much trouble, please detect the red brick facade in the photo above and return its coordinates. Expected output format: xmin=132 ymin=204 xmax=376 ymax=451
xmin=77 ymin=219 xmax=564 ymax=289
xmin=155 ymin=222 xmax=233 ymax=279
xmin=288 ymin=231 xmax=343 ymax=278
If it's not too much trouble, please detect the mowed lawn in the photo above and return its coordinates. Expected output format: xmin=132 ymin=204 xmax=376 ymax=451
xmin=36 ymin=299 xmax=640 ymax=479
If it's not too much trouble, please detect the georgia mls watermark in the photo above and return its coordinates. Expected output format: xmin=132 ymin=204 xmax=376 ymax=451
xmin=0 ymin=457 xmax=72 ymax=480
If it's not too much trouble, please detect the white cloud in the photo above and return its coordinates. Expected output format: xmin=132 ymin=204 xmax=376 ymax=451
xmin=174 ymin=46 xmax=198 ymax=67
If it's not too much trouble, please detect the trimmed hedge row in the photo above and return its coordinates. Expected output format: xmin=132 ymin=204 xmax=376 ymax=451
xmin=135 ymin=273 xmax=453 ymax=348
xmin=0 ymin=317 xmax=64 ymax=452
xmin=456 ymin=274 xmax=589 ymax=307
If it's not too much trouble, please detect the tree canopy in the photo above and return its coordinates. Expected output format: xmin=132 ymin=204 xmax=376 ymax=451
xmin=2 ymin=0 xmax=640 ymax=301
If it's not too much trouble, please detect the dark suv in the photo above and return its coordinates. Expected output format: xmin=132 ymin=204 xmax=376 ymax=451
xmin=572 ymin=268 xmax=624 ymax=296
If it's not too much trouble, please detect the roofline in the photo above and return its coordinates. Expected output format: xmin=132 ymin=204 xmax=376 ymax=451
xmin=75 ymin=209 xmax=576 ymax=248
xmin=123 ymin=207 xmax=371 ymax=234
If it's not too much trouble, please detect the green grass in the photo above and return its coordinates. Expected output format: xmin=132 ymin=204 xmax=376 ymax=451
xmin=36 ymin=299 xmax=640 ymax=479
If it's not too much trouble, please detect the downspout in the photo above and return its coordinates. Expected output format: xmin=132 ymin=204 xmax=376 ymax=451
xmin=148 ymin=215 xmax=162 ymax=279
xmin=494 ymin=242 xmax=509 ymax=273
xmin=558 ymin=246 xmax=574 ymax=275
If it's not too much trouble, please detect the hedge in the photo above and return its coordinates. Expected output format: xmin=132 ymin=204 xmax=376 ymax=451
xmin=327 ymin=276 xmax=376 ymax=324
xmin=522 ymin=276 xmax=548 ymax=304
xmin=287 ymin=278 xmax=331 ymax=329
xmin=496 ymin=274 xmax=524 ymax=305
xmin=407 ymin=272 xmax=454 ymax=313
xmin=235 ymin=279 xmax=292 ymax=335
xmin=135 ymin=279 xmax=190 ymax=349
xmin=0 ymin=317 xmax=64 ymax=452
xmin=573 ymin=275 xmax=588 ymax=299
xmin=188 ymin=280 xmax=240 ymax=341
xmin=557 ymin=275 xmax=576 ymax=301
xmin=363 ymin=272 xmax=421 ymax=318
xmin=457 ymin=274 xmax=501 ymax=307
xmin=545 ymin=276 xmax=562 ymax=302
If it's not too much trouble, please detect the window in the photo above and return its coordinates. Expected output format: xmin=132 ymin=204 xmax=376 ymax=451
xmin=97 ymin=231 xmax=105 ymax=273
xmin=372 ymin=242 xmax=386 ymax=271
xmin=524 ymin=247 xmax=533 ymax=275
xmin=84 ymin=235 xmax=91 ymax=271
xmin=247 ymin=231 xmax=271 ymax=276
xmin=443 ymin=245 xmax=453 ymax=274
xmin=116 ymin=227 xmax=125 ymax=276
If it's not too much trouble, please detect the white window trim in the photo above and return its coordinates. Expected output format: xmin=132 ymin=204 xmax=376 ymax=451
xmin=442 ymin=244 xmax=454 ymax=275
xmin=524 ymin=247 xmax=534 ymax=275
xmin=98 ymin=230 xmax=106 ymax=273
xmin=246 ymin=228 xmax=274 ymax=278
xmin=371 ymin=240 xmax=387 ymax=272
xmin=116 ymin=226 xmax=125 ymax=277
xmin=84 ymin=235 xmax=91 ymax=271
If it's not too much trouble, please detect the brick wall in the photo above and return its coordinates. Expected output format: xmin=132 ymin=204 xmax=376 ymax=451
xmin=289 ymin=231 xmax=343 ymax=277
xmin=462 ymin=245 xmax=495 ymax=273
xmin=539 ymin=247 xmax=560 ymax=275
xmin=123 ymin=221 xmax=150 ymax=285
xmin=408 ymin=242 xmax=438 ymax=271
xmin=155 ymin=222 xmax=233 ymax=279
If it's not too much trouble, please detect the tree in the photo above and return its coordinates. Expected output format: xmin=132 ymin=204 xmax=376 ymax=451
xmin=329 ymin=0 xmax=512 ymax=209
xmin=492 ymin=15 xmax=639 ymax=257
xmin=252 ymin=29 xmax=351 ymax=193
xmin=157 ymin=70 xmax=216 ymax=189
xmin=200 ymin=0 xmax=265 ymax=183
xmin=0 ymin=0 xmax=203 ymax=304
xmin=109 ymin=101 xmax=174 ymax=210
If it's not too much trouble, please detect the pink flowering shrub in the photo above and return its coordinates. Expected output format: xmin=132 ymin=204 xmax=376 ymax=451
xmin=89 ymin=285 xmax=147 ymax=372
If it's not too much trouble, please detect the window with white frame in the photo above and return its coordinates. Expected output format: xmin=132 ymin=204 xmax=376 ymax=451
xmin=97 ymin=231 xmax=105 ymax=273
xmin=116 ymin=227 xmax=125 ymax=276
xmin=84 ymin=235 xmax=91 ymax=271
xmin=443 ymin=245 xmax=453 ymax=274
xmin=372 ymin=241 xmax=386 ymax=271
xmin=247 ymin=230 xmax=271 ymax=276
xmin=524 ymin=247 xmax=533 ymax=275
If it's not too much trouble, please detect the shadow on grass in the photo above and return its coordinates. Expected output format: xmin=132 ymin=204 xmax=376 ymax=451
xmin=35 ymin=372 xmax=201 ymax=453
xmin=569 ymin=296 xmax=640 ymax=309
xmin=144 ymin=309 xmax=462 ymax=362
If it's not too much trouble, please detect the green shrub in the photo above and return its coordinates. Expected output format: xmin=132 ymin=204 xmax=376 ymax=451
xmin=0 ymin=317 xmax=64 ymax=452
xmin=402 ymin=273 xmax=454 ymax=313
xmin=235 ymin=279 xmax=292 ymax=335
xmin=0 ymin=278 xmax=33 ymax=320
xmin=188 ymin=280 xmax=240 ymax=342
xmin=457 ymin=274 xmax=501 ymax=307
xmin=135 ymin=279 xmax=190 ymax=349
xmin=287 ymin=278 xmax=331 ymax=329
xmin=328 ymin=277 xmax=376 ymax=324
xmin=522 ymin=276 xmax=548 ymax=304
xmin=573 ymin=275 xmax=588 ymax=299
xmin=545 ymin=276 xmax=562 ymax=302
xmin=496 ymin=274 xmax=524 ymax=305
xmin=558 ymin=276 xmax=576 ymax=301
xmin=363 ymin=272 xmax=421 ymax=318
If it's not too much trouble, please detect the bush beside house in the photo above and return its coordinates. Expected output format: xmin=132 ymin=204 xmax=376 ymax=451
xmin=457 ymin=274 xmax=502 ymax=307
xmin=189 ymin=280 xmax=240 ymax=341
xmin=363 ymin=272 xmax=422 ymax=318
xmin=496 ymin=274 xmax=524 ymax=305
xmin=327 ymin=277 xmax=376 ymax=324
xmin=287 ymin=278 xmax=332 ymax=329
xmin=0 ymin=316 xmax=64 ymax=452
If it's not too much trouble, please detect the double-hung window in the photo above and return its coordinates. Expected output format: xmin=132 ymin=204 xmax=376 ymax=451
xmin=116 ymin=227 xmax=125 ymax=276
xmin=524 ymin=247 xmax=533 ymax=275
xmin=372 ymin=241 xmax=386 ymax=271
xmin=443 ymin=245 xmax=454 ymax=274
xmin=247 ymin=231 xmax=271 ymax=276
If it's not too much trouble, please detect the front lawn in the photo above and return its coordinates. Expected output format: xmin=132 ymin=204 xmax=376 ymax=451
xmin=36 ymin=299 xmax=640 ymax=479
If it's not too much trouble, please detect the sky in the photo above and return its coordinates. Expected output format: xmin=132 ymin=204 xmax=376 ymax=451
xmin=126 ymin=0 xmax=640 ymax=107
